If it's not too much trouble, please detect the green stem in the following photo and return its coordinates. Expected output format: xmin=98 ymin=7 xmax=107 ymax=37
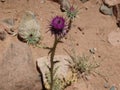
xmin=50 ymin=35 xmax=59 ymax=90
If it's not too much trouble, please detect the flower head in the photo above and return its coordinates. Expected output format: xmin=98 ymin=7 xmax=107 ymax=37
xmin=50 ymin=16 xmax=68 ymax=37
xmin=66 ymin=5 xmax=78 ymax=19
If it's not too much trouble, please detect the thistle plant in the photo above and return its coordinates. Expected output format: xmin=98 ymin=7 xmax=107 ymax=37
xmin=64 ymin=5 xmax=78 ymax=29
xmin=18 ymin=11 xmax=41 ymax=45
xmin=48 ymin=16 xmax=68 ymax=90
xmin=64 ymin=49 xmax=100 ymax=80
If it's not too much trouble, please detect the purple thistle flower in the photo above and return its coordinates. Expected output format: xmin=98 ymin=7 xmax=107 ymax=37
xmin=70 ymin=6 xmax=75 ymax=12
xmin=50 ymin=16 xmax=68 ymax=37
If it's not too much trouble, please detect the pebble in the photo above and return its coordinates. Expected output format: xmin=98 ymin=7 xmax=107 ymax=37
xmin=99 ymin=4 xmax=113 ymax=15
xmin=104 ymin=83 xmax=110 ymax=88
xmin=89 ymin=48 xmax=97 ymax=54
xmin=2 ymin=18 xmax=15 ymax=26
xmin=0 ymin=30 xmax=6 ymax=41
xmin=110 ymin=86 xmax=116 ymax=90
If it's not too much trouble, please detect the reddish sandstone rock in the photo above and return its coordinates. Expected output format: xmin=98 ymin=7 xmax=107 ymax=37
xmin=0 ymin=40 xmax=42 ymax=90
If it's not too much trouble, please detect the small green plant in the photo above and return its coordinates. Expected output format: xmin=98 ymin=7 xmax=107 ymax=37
xmin=64 ymin=49 xmax=100 ymax=80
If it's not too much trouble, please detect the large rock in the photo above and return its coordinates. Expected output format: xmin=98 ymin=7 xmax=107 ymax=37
xmin=113 ymin=4 xmax=120 ymax=27
xmin=36 ymin=55 xmax=70 ymax=81
xmin=103 ymin=0 xmax=120 ymax=6
xmin=0 ymin=40 xmax=42 ymax=90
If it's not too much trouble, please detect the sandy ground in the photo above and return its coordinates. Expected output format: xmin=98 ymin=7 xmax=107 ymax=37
xmin=0 ymin=0 xmax=120 ymax=90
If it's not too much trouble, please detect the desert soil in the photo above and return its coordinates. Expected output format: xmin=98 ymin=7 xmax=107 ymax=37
xmin=0 ymin=0 xmax=120 ymax=90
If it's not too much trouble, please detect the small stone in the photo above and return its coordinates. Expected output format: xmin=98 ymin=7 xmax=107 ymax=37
xmin=110 ymin=86 xmax=116 ymax=90
xmin=0 ymin=30 xmax=6 ymax=41
xmin=104 ymin=83 xmax=110 ymax=88
xmin=2 ymin=18 xmax=15 ymax=26
xmin=100 ymin=4 xmax=113 ymax=15
xmin=89 ymin=48 xmax=97 ymax=54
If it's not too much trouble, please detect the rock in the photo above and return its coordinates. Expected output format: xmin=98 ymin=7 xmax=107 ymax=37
xmin=108 ymin=30 xmax=120 ymax=46
xmin=36 ymin=55 xmax=70 ymax=83
xmin=18 ymin=11 xmax=41 ymax=44
xmin=104 ymin=83 xmax=110 ymax=88
xmin=103 ymin=0 xmax=120 ymax=6
xmin=110 ymin=86 xmax=117 ymax=90
xmin=113 ymin=4 xmax=120 ymax=27
xmin=89 ymin=48 xmax=97 ymax=54
xmin=100 ymin=4 xmax=113 ymax=15
xmin=0 ymin=29 xmax=6 ymax=40
xmin=1 ymin=18 xmax=16 ymax=35
xmin=0 ymin=41 xmax=42 ymax=90
xmin=2 ymin=18 xmax=15 ymax=26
